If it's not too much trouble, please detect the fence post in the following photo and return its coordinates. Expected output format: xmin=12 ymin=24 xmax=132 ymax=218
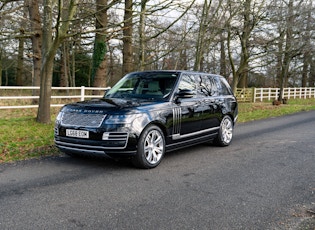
xmin=287 ymin=88 xmax=290 ymax=99
xmin=252 ymin=88 xmax=256 ymax=102
xmin=81 ymin=86 xmax=85 ymax=101
xmin=304 ymin=88 xmax=307 ymax=99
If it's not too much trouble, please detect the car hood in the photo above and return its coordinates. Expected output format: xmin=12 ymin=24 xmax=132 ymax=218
xmin=60 ymin=98 xmax=160 ymax=114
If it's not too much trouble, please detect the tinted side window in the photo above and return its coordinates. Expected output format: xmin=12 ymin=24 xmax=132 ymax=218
xmin=197 ymin=75 xmax=219 ymax=97
xmin=178 ymin=74 xmax=197 ymax=97
xmin=218 ymin=77 xmax=233 ymax=95
xmin=209 ymin=76 xmax=219 ymax=96
xmin=196 ymin=75 xmax=208 ymax=97
xmin=178 ymin=74 xmax=232 ymax=98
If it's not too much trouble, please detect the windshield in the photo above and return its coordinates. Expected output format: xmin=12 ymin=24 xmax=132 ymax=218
xmin=104 ymin=72 xmax=179 ymax=100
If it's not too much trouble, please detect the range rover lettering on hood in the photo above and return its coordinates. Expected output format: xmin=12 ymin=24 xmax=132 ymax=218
xmin=65 ymin=108 xmax=105 ymax=114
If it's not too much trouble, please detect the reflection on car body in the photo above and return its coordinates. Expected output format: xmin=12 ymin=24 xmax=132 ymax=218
xmin=54 ymin=70 xmax=238 ymax=169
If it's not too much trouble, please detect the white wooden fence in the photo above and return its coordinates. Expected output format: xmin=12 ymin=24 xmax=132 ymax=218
xmin=253 ymin=87 xmax=315 ymax=102
xmin=236 ymin=87 xmax=315 ymax=102
xmin=1 ymin=86 xmax=315 ymax=109
xmin=0 ymin=86 xmax=109 ymax=109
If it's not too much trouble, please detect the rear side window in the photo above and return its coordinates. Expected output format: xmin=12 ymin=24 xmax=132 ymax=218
xmin=218 ymin=77 xmax=233 ymax=95
xmin=178 ymin=73 xmax=232 ymax=98
xmin=197 ymin=75 xmax=218 ymax=97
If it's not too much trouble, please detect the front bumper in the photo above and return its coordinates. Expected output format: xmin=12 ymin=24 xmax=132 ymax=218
xmin=54 ymin=135 xmax=138 ymax=158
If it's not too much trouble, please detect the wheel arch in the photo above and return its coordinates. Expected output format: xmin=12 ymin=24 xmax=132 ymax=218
xmin=222 ymin=112 xmax=236 ymax=126
xmin=132 ymin=120 xmax=167 ymax=169
xmin=143 ymin=120 xmax=168 ymax=138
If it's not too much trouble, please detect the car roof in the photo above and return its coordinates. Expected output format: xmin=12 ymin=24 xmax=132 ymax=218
xmin=128 ymin=70 xmax=224 ymax=78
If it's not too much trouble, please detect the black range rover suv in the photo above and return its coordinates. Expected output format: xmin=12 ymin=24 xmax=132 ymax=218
xmin=55 ymin=70 xmax=238 ymax=168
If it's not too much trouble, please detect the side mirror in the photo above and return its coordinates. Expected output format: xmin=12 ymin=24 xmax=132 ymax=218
xmin=175 ymin=89 xmax=195 ymax=103
xmin=176 ymin=89 xmax=195 ymax=98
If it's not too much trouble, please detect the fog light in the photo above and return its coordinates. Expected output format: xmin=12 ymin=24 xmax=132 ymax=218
xmin=102 ymin=132 xmax=110 ymax=140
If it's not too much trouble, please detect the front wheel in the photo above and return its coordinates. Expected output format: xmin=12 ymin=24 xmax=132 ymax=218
xmin=214 ymin=116 xmax=234 ymax=146
xmin=132 ymin=125 xmax=165 ymax=169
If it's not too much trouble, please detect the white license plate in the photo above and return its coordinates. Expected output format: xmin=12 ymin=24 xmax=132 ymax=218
xmin=66 ymin=129 xmax=89 ymax=139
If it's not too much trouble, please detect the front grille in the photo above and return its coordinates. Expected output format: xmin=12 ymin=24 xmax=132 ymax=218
xmin=61 ymin=112 xmax=106 ymax=127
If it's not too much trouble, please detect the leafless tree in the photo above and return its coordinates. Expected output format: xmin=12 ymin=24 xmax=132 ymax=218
xmin=37 ymin=0 xmax=78 ymax=123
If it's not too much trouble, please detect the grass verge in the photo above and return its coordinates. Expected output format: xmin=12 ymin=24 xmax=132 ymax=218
xmin=237 ymin=98 xmax=315 ymax=122
xmin=1 ymin=99 xmax=315 ymax=163
xmin=0 ymin=108 xmax=60 ymax=163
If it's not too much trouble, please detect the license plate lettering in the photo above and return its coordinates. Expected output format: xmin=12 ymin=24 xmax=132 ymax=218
xmin=66 ymin=129 xmax=89 ymax=139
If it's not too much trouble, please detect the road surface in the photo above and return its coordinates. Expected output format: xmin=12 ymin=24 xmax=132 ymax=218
xmin=0 ymin=111 xmax=314 ymax=229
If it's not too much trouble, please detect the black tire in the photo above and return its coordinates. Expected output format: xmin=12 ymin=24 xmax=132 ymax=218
xmin=214 ymin=115 xmax=234 ymax=147
xmin=132 ymin=125 xmax=165 ymax=169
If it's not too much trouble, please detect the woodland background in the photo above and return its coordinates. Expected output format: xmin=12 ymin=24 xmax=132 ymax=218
xmin=0 ymin=0 xmax=315 ymax=122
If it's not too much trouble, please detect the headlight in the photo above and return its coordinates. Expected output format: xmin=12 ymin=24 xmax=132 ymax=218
xmin=55 ymin=112 xmax=63 ymax=125
xmin=54 ymin=112 xmax=63 ymax=136
xmin=105 ymin=114 xmax=141 ymax=124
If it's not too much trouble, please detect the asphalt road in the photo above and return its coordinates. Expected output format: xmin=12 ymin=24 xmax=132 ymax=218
xmin=0 ymin=111 xmax=314 ymax=230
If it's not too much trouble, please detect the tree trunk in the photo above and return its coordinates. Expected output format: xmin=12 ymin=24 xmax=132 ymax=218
xmin=227 ymin=27 xmax=237 ymax=93
xmin=60 ymin=43 xmax=69 ymax=87
xmin=37 ymin=0 xmax=53 ymax=123
xmin=301 ymin=4 xmax=311 ymax=87
xmin=0 ymin=49 xmax=2 ymax=86
xmin=139 ymin=0 xmax=148 ymax=71
xmin=26 ymin=0 xmax=42 ymax=103
xmin=37 ymin=0 xmax=78 ymax=123
xmin=122 ymin=0 xmax=133 ymax=76
xmin=92 ymin=0 xmax=108 ymax=88
xmin=194 ymin=0 xmax=211 ymax=71
xmin=278 ymin=0 xmax=293 ymax=102
xmin=220 ymin=34 xmax=227 ymax=77
xmin=302 ymin=54 xmax=309 ymax=87
xmin=71 ymin=44 xmax=76 ymax=87
xmin=37 ymin=56 xmax=54 ymax=123
xmin=26 ymin=0 xmax=42 ymax=87
xmin=179 ymin=48 xmax=188 ymax=70
xmin=236 ymin=0 xmax=251 ymax=88
xmin=310 ymin=58 xmax=315 ymax=87
xmin=276 ymin=29 xmax=284 ymax=87
xmin=16 ymin=32 xmax=25 ymax=86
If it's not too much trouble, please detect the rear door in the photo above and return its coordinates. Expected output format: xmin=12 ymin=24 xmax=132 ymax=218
xmin=175 ymin=73 xmax=204 ymax=136
xmin=197 ymin=75 xmax=222 ymax=130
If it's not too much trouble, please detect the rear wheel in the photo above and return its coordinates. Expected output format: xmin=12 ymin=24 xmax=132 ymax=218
xmin=132 ymin=125 xmax=165 ymax=169
xmin=214 ymin=116 xmax=234 ymax=146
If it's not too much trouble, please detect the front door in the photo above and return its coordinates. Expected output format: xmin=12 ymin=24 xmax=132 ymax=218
xmin=173 ymin=74 xmax=204 ymax=137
